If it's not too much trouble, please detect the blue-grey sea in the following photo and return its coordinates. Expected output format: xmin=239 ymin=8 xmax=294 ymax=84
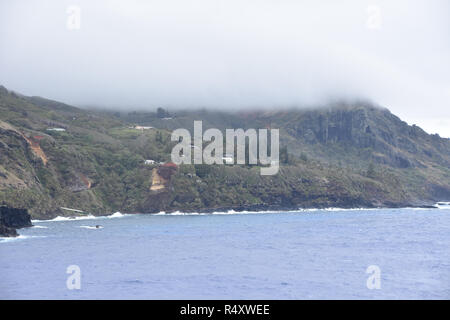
xmin=1 ymin=207 xmax=449 ymax=299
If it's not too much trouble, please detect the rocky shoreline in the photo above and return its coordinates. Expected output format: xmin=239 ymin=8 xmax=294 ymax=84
xmin=56 ymin=201 xmax=441 ymax=218
xmin=0 ymin=206 xmax=33 ymax=237
xmin=153 ymin=201 xmax=440 ymax=215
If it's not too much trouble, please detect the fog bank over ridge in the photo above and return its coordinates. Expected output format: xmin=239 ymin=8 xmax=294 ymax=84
xmin=1 ymin=0 xmax=449 ymax=137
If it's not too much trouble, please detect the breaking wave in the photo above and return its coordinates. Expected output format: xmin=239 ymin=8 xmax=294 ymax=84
xmin=32 ymin=211 xmax=129 ymax=223
xmin=0 ymin=235 xmax=47 ymax=243
xmin=436 ymin=202 xmax=450 ymax=209
xmin=79 ymin=225 xmax=104 ymax=229
xmin=151 ymin=207 xmax=381 ymax=216
xmin=29 ymin=203 xmax=449 ymax=223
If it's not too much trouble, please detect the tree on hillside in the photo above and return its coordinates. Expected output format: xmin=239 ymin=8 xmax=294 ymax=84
xmin=366 ymin=162 xmax=376 ymax=178
xmin=280 ymin=146 xmax=289 ymax=164
xmin=157 ymin=107 xmax=170 ymax=118
xmin=155 ymin=131 xmax=163 ymax=143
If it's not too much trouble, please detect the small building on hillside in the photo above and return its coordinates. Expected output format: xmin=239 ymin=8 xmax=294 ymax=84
xmin=162 ymin=162 xmax=177 ymax=169
xmin=158 ymin=162 xmax=177 ymax=180
xmin=47 ymin=128 xmax=66 ymax=132
xmin=222 ymin=154 xmax=234 ymax=164
xmin=134 ymin=126 xmax=153 ymax=130
xmin=144 ymin=160 xmax=156 ymax=165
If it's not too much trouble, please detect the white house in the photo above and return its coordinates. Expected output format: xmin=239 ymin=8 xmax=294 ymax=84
xmin=47 ymin=128 xmax=66 ymax=132
xmin=144 ymin=159 xmax=156 ymax=165
xmin=134 ymin=126 xmax=153 ymax=130
xmin=222 ymin=154 xmax=234 ymax=164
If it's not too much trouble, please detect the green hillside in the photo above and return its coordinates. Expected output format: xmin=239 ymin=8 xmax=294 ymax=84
xmin=1 ymin=86 xmax=449 ymax=219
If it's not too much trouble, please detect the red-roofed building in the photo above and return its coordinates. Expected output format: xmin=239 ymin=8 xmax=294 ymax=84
xmin=158 ymin=162 xmax=177 ymax=180
xmin=162 ymin=162 xmax=177 ymax=168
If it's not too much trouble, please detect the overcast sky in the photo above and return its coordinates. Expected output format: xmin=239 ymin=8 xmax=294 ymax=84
xmin=1 ymin=0 xmax=449 ymax=137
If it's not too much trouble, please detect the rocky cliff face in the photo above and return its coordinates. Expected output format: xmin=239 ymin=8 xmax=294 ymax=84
xmin=262 ymin=105 xmax=450 ymax=170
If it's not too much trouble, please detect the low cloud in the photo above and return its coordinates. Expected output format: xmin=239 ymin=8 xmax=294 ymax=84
xmin=1 ymin=0 xmax=449 ymax=136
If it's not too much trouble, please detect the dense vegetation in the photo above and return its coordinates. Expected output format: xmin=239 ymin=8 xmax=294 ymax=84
xmin=1 ymin=85 xmax=449 ymax=219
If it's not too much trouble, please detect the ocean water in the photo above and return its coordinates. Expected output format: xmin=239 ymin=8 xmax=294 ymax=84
xmin=1 ymin=207 xmax=449 ymax=299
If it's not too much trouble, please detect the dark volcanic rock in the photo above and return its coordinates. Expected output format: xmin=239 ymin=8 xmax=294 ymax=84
xmin=0 ymin=223 xmax=18 ymax=237
xmin=0 ymin=206 xmax=32 ymax=237
xmin=0 ymin=206 xmax=33 ymax=228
